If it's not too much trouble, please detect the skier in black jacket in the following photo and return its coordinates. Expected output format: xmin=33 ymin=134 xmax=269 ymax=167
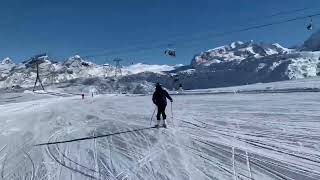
xmin=152 ymin=83 xmax=173 ymax=128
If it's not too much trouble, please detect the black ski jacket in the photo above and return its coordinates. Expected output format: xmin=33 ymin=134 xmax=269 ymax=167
xmin=152 ymin=87 xmax=172 ymax=107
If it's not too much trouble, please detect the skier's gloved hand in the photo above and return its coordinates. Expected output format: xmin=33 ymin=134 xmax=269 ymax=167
xmin=170 ymin=100 xmax=173 ymax=102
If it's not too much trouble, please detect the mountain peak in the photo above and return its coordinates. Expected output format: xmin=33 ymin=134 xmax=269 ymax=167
xmin=230 ymin=41 xmax=244 ymax=48
xmin=63 ymin=55 xmax=94 ymax=67
xmin=191 ymin=41 xmax=288 ymax=67
xmin=1 ymin=57 xmax=13 ymax=65
xmin=73 ymin=55 xmax=81 ymax=59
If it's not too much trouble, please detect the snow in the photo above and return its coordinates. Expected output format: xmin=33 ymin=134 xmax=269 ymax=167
xmin=1 ymin=57 xmax=13 ymax=65
xmin=1 ymin=39 xmax=319 ymax=92
xmin=265 ymin=47 xmax=278 ymax=55
xmin=124 ymin=63 xmax=175 ymax=75
xmin=230 ymin=41 xmax=244 ymax=49
xmin=269 ymin=61 xmax=281 ymax=71
xmin=243 ymin=46 xmax=255 ymax=54
xmin=287 ymin=53 xmax=320 ymax=79
xmin=0 ymin=57 xmax=180 ymax=89
xmin=74 ymin=55 xmax=81 ymax=59
xmin=207 ymin=45 xmax=227 ymax=52
xmin=0 ymin=58 xmax=15 ymax=81
xmin=191 ymin=41 xmax=289 ymax=67
xmin=0 ymin=79 xmax=320 ymax=179
xmin=185 ymin=76 xmax=320 ymax=95
xmin=256 ymin=63 xmax=267 ymax=72
xmin=272 ymin=43 xmax=289 ymax=52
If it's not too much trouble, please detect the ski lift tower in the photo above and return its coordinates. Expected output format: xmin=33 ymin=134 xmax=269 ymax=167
xmin=103 ymin=63 xmax=112 ymax=77
xmin=32 ymin=53 xmax=47 ymax=92
xmin=113 ymin=58 xmax=123 ymax=77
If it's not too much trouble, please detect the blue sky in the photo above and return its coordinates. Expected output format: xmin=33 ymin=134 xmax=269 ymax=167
xmin=0 ymin=0 xmax=320 ymax=65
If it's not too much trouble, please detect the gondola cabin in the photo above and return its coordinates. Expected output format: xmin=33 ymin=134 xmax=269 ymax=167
xmin=164 ymin=49 xmax=176 ymax=57
xmin=307 ymin=17 xmax=313 ymax=31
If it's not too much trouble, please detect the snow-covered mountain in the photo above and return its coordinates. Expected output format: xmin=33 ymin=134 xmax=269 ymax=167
xmin=191 ymin=41 xmax=290 ymax=67
xmin=1 ymin=57 xmax=13 ymax=65
xmin=0 ymin=55 xmax=177 ymax=91
xmin=124 ymin=63 xmax=177 ymax=75
xmin=123 ymin=40 xmax=320 ymax=90
xmin=0 ymin=57 xmax=15 ymax=81
xmin=171 ymin=39 xmax=317 ymax=89
xmin=1 ymin=31 xmax=320 ymax=93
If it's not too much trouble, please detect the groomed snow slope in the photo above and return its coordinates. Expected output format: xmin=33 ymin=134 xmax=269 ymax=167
xmin=184 ymin=77 xmax=320 ymax=94
xmin=0 ymin=86 xmax=319 ymax=179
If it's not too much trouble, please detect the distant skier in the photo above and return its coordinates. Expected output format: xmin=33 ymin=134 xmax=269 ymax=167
xmin=152 ymin=83 xmax=173 ymax=128
xmin=178 ymin=83 xmax=183 ymax=93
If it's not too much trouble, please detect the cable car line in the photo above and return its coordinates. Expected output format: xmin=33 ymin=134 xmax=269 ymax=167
xmin=79 ymin=12 xmax=320 ymax=59
xmin=248 ymin=7 xmax=313 ymax=21
xmin=76 ymin=7 xmax=314 ymax=59
xmin=205 ymin=12 xmax=320 ymax=39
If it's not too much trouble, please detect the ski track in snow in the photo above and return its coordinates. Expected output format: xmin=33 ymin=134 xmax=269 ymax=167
xmin=0 ymin=89 xmax=320 ymax=179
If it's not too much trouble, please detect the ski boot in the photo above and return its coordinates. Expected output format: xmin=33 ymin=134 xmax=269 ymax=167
xmin=154 ymin=120 xmax=161 ymax=128
xmin=163 ymin=120 xmax=167 ymax=128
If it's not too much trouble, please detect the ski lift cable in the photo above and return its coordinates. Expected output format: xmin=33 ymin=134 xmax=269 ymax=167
xmin=35 ymin=126 xmax=160 ymax=146
xmin=18 ymin=7 xmax=315 ymax=62
xmin=143 ymin=11 xmax=320 ymax=54
xmin=171 ymin=12 xmax=320 ymax=49
xmin=80 ymin=12 xmax=320 ymax=59
xmin=248 ymin=7 xmax=313 ymax=21
xmin=77 ymin=7 xmax=315 ymax=59
xmin=126 ymin=10 xmax=319 ymax=58
xmin=184 ymin=12 xmax=320 ymax=44
xmin=84 ymin=14 xmax=320 ymax=59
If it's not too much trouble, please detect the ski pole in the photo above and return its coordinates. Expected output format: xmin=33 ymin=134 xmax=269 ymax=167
xmin=150 ymin=107 xmax=156 ymax=126
xmin=171 ymin=101 xmax=175 ymax=127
